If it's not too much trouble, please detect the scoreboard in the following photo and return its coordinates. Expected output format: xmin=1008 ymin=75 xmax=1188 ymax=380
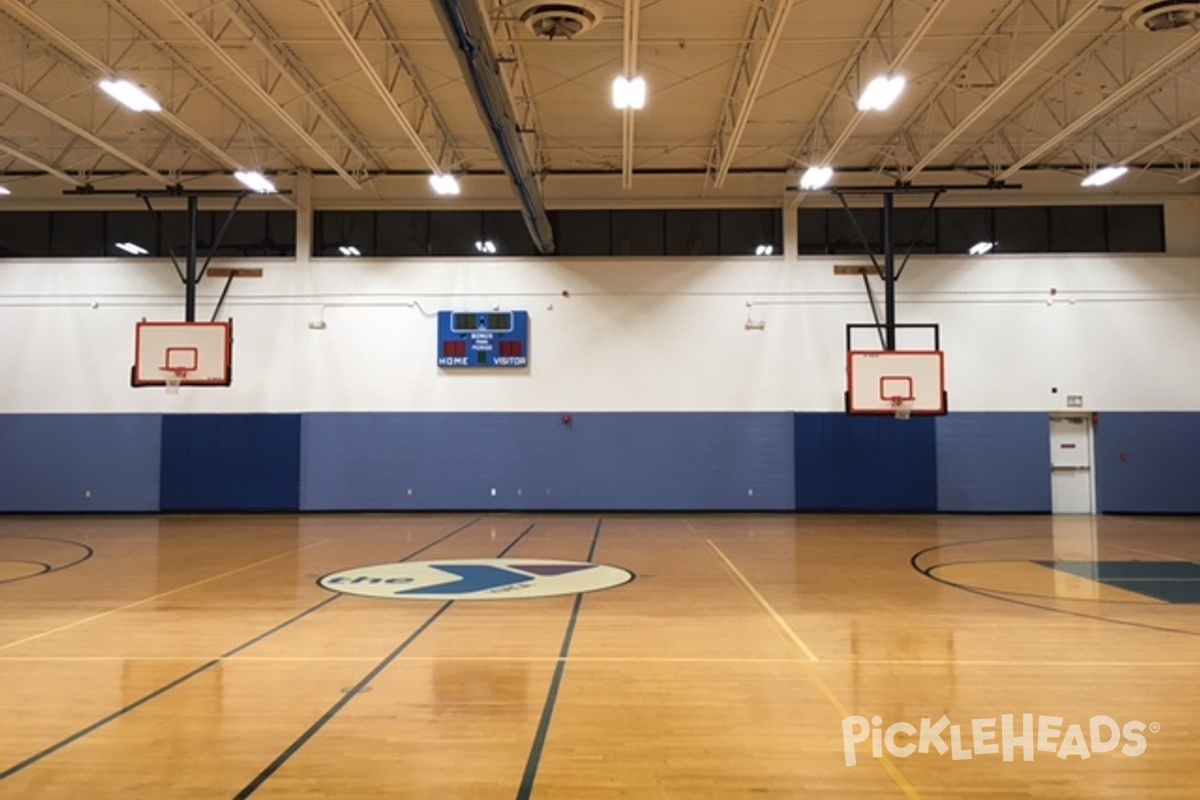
xmin=437 ymin=311 xmax=529 ymax=368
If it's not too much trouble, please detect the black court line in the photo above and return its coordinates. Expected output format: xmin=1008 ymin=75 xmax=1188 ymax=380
xmin=0 ymin=535 xmax=94 ymax=586
xmin=0 ymin=517 xmax=482 ymax=780
xmin=232 ymin=601 xmax=456 ymax=800
xmin=234 ymin=520 xmax=540 ymax=798
xmin=515 ymin=517 xmax=604 ymax=800
xmin=923 ymin=558 xmax=1161 ymax=605
xmin=911 ymin=536 xmax=1200 ymax=641
xmin=0 ymin=560 xmax=52 ymax=582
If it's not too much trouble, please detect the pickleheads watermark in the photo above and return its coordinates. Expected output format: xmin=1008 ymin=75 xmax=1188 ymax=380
xmin=842 ymin=714 xmax=1158 ymax=767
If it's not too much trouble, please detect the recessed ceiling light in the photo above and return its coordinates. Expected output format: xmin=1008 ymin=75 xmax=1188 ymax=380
xmin=98 ymin=79 xmax=161 ymax=112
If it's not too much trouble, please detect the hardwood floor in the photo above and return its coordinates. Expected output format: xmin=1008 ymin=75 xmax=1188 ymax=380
xmin=2 ymin=513 xmax=1198 ymax=798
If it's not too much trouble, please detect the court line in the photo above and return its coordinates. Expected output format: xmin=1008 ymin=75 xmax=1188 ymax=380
xmin=233 ymin=601 xmax=456 ymax=799
xmin=235 ymin=521 xmax=539 ymax=798
xmin=515 ymin=518 xmax=603 ymax=800
xmin=705 ymin=539 xmax=922 ymax=800
xmin=0 ymin=535 xmax=94 ymax=586
xmin=0 ymin=518 xmax=484 ymax=780
xmin=7 ymin=655 xmax=1200 ymax=668
xmin=912 ymin=539 xmax=1200 ymax=640
xmin=705 ymin=539 xmax=819 ymax=662
xmin=0 ymin=540 xmax=332 ymax=651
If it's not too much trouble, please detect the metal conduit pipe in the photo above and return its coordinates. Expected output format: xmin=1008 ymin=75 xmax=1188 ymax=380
xmin=429 ymin=0 xmax=556 ymax=255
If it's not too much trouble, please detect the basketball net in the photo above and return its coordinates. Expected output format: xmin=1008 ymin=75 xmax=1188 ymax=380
xmin=163 ymin=367 xmax=191 ymax=395
xmin=890 ymin=396 xmax=913 ymax=420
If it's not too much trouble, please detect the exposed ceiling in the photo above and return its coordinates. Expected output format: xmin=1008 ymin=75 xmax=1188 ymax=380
xmin=1 ymin=0 xmax=1199 ymax=209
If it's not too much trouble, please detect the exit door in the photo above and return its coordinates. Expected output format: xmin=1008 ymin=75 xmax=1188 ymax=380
xmin=1050 ymin=415 xmax=1094 ymax=514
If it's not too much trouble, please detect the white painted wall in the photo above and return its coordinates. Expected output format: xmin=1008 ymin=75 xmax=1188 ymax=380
xmin=2 ymin=208 xmax=1198 ymax=415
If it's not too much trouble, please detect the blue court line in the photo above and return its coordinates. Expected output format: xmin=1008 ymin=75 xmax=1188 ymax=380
xmin=0 ymin=517 xmax=481 ymax=780
xmin=515 ymin=518 xmax=604 ymax=800
xmin=233 ymin=520 xmax=539 ymax=798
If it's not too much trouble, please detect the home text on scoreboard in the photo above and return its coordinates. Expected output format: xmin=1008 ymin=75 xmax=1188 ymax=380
xmin=437 ymin=311 xmax=529 ymax=368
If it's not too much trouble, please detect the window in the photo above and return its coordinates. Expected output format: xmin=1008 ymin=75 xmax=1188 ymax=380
xmin=665 ymin=210 xmax=719 ymax=255
xmin=1049 ymin=206 xmax=1106 ymax=252
xmin=718 ymin=209 xmax=781 ymax=256
xmin=1106 ymin=205 xmax=1163 ymax=252
xmin=0 ymin=212 xmax=50 ymax=257
xmin=995 ymin=207 xmax=1049 ymax=253
xmin=555 ymin=211 xmax=610 ymax=256
xmin=937 ymin=208 xmax=992 ymax=254
xmin=611 ymin=210 xmax=665 ymax=256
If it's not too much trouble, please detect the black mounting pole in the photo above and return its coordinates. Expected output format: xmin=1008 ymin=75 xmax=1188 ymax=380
xmin=185 ymin=195 xmax=199 ymax=322
xmin=883 ymin=193 xmax=896 ymax=351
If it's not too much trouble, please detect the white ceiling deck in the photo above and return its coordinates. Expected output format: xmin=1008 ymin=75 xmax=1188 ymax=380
xmin=0 ymin=0 xmax=1198 ymax=207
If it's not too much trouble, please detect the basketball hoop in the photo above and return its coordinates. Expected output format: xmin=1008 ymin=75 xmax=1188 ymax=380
xmin=890 ymin=396 xmax=913 ymax=420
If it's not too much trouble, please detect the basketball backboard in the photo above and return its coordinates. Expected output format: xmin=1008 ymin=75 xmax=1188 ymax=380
xmin=132 ymin=321 xmax=232 ymax=387
xmin=847 ymin=350 xmax=946 ymax=415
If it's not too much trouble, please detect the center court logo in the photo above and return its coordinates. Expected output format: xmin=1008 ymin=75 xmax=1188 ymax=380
xmin=319 ymin=558 xmax=634 ymax=601
xmin=842 ymin=714 xmax=1155 ymax=767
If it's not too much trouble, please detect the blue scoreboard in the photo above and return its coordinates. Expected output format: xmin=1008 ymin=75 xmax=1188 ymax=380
xmin=437 ymin=310 xmax=529 ymax=368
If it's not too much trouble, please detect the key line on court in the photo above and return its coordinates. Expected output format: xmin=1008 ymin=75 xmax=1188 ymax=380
xmin=0 ymin=518 xmax=484 ymax=780
xmin=515 ymin=518 xmax=604 ymax=800
xmin=0 ymin=539 xmax=332 ymax=651
xmin=912 ymin=540 xmax=1200 ymax=640
xmin=705 ymin=539 xmax=819 ymax=662
xmin=703 ymin=538 xmax=923 ymax=798
xmin=234 ymin=520 xmax=538 ymax=798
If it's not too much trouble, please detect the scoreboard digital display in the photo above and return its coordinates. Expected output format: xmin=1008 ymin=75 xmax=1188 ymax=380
xmin=437 ymin=310 xmax=529 ymax=368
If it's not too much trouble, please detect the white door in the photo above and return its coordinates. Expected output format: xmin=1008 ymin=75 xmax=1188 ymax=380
xmin=1050 ymin=415 xmax=1094 ymax=514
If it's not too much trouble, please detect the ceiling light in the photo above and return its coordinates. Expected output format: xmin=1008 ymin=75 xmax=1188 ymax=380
xmin=429 ymin=174 xmax=461 ymax=195
xmin=234 ymin=170 xmax=277 ymax=194
xmin=968 ymin=241 xmax=995 ymax=256
xmin=338 ymin=246 xmax=362 ymax=257
xmin=799 ymin=166 xmax=834 ymax=190
xmin=612 ymin=76 xmax=646 ymax=110
xmin=98 ymin=79 xmax=161 ymax=112
xmin=475 ymin=240 xmax=497 ymax=254
xmin=857 ymin=74 xmax=906 ymax=112
xmin=0 ymin=186 xmax=10 ymax=196
xmin=115 ymin=242 xmax=149 ymax=256
xmin=1081 ymin=165 xmax=1129 ymax=187
xmin=754 ymin=244 xmax=775 ymax=256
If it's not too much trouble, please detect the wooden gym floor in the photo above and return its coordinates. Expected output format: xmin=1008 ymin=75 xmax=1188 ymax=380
xmin=2 ymin=513 xmax=1199 ymax=798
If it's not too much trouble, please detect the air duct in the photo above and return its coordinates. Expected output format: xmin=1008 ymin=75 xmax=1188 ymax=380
xmin=429 ymin=0 xmax=556 ymax=254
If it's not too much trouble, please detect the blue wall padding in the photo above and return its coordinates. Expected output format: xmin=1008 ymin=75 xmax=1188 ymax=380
xmin=160 ymin=414 xmax=301 ymax=511
xmin=300 ymin=412 xmax=795 ymax=511
xmin=935 ymin=413 xmax=1051 ymax=512
xmin=0 ymin=414 xmax=161 ymax=511
xmin=1095 ymin=413 xmax=1200 ymax=514
xmin=794 ymin=413 xmax=937 ymax=511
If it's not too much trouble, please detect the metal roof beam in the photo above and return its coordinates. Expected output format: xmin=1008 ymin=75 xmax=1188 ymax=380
xmin=0 ymin=79 xmax=172 ymax=184
xmin=157 ymin=0 xmax=364 ymax=188
xmin=905 ymin=0 xmax=1108 ymax=180
xmin=995 ymin=30 xmax=1200 ymax=179
xmin=706 ymin=0 xmax=794 ymax=188
xmin=621 ymin=0 xmax=641 ymax=189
